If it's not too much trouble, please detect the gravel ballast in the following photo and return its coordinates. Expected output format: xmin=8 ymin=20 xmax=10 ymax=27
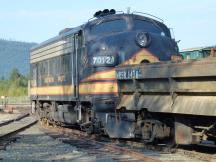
xmin=0 ymin=124 xmax=102 ymax=162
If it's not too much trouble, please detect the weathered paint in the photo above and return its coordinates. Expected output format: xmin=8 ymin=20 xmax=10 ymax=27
xmin=117 ymin=58 xmax=216 ymax=116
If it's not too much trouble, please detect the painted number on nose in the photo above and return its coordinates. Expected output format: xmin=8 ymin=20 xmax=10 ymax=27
xmin=92 ymin=56 xmax=115 ymax=65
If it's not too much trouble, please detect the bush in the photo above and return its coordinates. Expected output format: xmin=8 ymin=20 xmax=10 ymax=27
xmin=0 ymin=68 xmax=28 ymax=96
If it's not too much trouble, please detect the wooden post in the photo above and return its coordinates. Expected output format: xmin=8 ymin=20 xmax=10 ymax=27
xmin=210 ymin=48 xmax=215 ymax=57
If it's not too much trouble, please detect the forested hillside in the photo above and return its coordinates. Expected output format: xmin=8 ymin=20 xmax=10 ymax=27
xmin=0 ymin=39 xmax=37 ymax=78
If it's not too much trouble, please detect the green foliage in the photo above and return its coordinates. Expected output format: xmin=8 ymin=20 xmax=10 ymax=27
xmin=0 ymin=68 xmax=28 ymax=97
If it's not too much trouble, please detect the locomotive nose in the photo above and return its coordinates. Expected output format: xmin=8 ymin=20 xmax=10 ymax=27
xmin=89 ymin=40 xmax=120 ymax=67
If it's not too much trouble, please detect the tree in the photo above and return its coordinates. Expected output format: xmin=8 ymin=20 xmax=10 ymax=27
xmin=9 ymin=68 xmax=21 ymax=81
xmin=0 ymin=68 xmax=28 ymax=96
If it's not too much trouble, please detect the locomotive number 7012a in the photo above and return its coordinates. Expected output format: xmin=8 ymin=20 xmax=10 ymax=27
xmin=92 ymin=55 xmax=115 ymax=66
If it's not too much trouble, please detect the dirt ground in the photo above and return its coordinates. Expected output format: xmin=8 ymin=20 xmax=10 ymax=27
xmin=0 ymin=105 xmax=30 ymax=122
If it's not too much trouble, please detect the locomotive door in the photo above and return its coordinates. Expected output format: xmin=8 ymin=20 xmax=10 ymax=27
xmin=73 ymin=31 xmax=84 ymax=122
xmin=72 ymin=31 xmax=83 ymax=100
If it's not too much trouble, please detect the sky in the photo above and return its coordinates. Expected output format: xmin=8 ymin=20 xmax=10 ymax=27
xmin=0 ymin=0 xmax=215 ymax=50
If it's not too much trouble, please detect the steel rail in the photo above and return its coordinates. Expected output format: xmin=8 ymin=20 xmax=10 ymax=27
xmin=41 ymin=124 xmax=163 ymax=162
xmin=0 ymin=115 xmax=37 ymax=142
xmin=0 ymin=113 xmax=29 ymax=127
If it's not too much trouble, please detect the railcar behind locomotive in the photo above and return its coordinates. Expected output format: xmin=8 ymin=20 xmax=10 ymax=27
xmin=113 ymin=59 xmax=216 ymax=145
xmin=30 ymin=9 xmax=179 ymax=134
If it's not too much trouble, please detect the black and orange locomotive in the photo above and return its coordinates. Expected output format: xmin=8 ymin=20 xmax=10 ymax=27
xmin=30 ymin=10 xmax=179 ymax=137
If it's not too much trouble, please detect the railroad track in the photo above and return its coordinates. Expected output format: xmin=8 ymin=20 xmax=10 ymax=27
xmin=177 ymin=147 xmax=216 ymax=162
xmin=40 ymin=122 xmax=213 ymax=162
xmin=0 ymin=113 xmax=37 ymax=150
xmin=41 ymin=124 xmax=161 ymax=162
xmin=0 ymin=113 xmax=29 ymax=127
xmin=119 ymin=139 xmax=216 ymax=162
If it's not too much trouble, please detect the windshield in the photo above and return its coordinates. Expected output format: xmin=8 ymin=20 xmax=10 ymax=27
xmin=134 ymin=20 xmax=171 ymax=37
xmin=90 ymin=19 xmax=127 ymax=35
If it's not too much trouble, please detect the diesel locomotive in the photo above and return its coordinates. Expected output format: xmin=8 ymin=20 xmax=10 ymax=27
xmin=30 ymin=10 xmax=179 ymax=135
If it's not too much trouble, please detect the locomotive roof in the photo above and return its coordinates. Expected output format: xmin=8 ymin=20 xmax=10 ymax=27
xmin=30 ymin=25 xmax=82 ymax=52
xmin=31 ymin=13 xmax=167 ymax=53
xmin=86 ymin=13 xmax=165 ymax=27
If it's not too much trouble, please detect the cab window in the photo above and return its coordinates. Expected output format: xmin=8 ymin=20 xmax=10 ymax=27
xmin=91 ymin=19 xmax=126 ymax=35
xmin=134 ymin=20 xmax=170 ymax=37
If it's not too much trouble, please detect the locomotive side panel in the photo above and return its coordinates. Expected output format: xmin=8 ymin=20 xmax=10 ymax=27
xmin=30 ymin=34 xmax=78 ymax=101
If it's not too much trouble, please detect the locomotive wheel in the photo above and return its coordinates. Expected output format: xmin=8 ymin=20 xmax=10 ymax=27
xmin=165 ymin=127 xmax=177 ymax=147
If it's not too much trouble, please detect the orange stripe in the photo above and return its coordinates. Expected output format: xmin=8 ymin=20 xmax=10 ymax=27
xmin=30 ymin=85 xmax=73 ymax=95
xmin=83 ymin=49 xmax=159 ymax=82
xmin=122 ymin=48 xmax=159 ymax=65
xmin=80 ymin=92 xmax=118 ymax=95
xmin=82 ymin=78 xmax=116 ymax=81
xmin=30 ymin=82 xmax=118 ymax=96
xmin=80 ymin=81 xmax=116 ymax=84
xmin=90 ymin=69 xmax=115 ymax=75
xmin=79 ymin=81 xmax=118 ymax=95
xmin=30 ymin=49 xmax=159 ymax=96
xmin=82 ymin=69 xmax=116 ymax=82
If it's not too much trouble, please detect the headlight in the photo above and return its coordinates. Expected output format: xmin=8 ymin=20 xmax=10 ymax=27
xmin=135 ymin=32 xmax=151 ymax=47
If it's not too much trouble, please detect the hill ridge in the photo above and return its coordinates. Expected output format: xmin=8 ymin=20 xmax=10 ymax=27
xmin=0 ymin=39 xmax=37 ymax=78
